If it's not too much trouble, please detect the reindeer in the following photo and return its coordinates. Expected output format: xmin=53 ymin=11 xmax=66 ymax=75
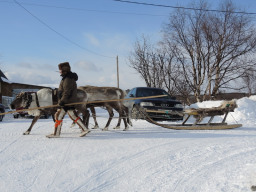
xmin=78 ymin=86 xmax=131 ymax=131
xmin=11 ymin=86 xmax=131 ymax=135
xmin=10 ymin=88 xmax=88 ymax=135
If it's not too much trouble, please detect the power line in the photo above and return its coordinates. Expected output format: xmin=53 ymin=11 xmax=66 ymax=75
xmin=13 ymin=0 xmax=115 ymax=59
xmin=0 ymin=0 xmax=167 ymax=17
xmin=113 ymin=0 xmax=256 ymax=15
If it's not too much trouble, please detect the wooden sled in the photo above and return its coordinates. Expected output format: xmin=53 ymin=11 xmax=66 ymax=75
xmin=139 ymin=100 xmax=242 ymax=130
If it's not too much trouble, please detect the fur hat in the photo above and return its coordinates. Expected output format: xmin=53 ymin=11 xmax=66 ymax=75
xmin=58 ymin=62 xmax=71 ymax=72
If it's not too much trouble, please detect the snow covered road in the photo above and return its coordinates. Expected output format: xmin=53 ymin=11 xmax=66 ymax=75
xmin=1 ymin=97 xmax=256 ymax=192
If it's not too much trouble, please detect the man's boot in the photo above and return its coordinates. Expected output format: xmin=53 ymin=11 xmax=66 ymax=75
xmin=46 ymin=120 xmax=63 ymax=138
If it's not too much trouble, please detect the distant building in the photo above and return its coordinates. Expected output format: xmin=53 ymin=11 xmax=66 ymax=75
xmin=0 ymin=69 xmax=51 ymax=108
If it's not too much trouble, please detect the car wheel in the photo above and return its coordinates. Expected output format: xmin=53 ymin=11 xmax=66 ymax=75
xmin=131 ymin=105 xmax=143 ymax=119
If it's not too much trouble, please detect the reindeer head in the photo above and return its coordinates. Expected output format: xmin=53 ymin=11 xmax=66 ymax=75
xmin=10 ymin=92 xmax=33 ymax=110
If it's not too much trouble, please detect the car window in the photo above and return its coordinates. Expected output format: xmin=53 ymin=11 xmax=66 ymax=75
xmin=128 ymin=88 xmax=136 ymax=97
xmin=126 ymin=89 xmax=132 ymax=96
xmin=132 ymin=88 xmax=136 ymax=96
xmin=137 ymin=88 xmax=172 ymax=99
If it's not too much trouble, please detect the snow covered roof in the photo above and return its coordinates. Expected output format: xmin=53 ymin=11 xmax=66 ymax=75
xmin=0 ymin=70 xmax=11 ymax=83
xmin=1 ymin=77 xmax=12 ymax=84
xmin=0 ymin=70 xmax=7 ymax=79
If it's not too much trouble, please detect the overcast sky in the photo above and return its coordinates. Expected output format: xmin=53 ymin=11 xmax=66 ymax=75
xmin=1 ymin=0 xmax=256 ymax=90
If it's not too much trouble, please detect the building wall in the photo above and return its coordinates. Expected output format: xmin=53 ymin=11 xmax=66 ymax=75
xmin=1 ymin=82 xmax=52 ymax=98
xmin=1 ymin=82 xmax=12 ymax=97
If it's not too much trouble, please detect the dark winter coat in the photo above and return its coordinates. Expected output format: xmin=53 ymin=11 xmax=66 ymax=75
xmin=58 ymin=72 xmax=78 ymax=105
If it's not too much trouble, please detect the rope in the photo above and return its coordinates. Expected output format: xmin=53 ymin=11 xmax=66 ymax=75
xmin=1 ymin=95 xmax=167 ymax=116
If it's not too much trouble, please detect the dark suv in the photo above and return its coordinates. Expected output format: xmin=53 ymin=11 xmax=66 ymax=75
xmin=0 ymin=103 xmax=5 ymax=121
xmin=124 ymin=87 xmax=184 ymax=121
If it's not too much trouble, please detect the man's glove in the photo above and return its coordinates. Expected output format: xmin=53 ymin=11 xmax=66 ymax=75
xmin=58 ymin=101 xmax=65 ymax=107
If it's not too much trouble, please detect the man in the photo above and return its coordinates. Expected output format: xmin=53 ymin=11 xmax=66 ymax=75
xmin=46 ymin=62 xmax=90 ymax=138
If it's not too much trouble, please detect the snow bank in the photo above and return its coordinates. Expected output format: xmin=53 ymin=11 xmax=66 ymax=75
xmin=228 ymin=96 xmax=256 ymax=127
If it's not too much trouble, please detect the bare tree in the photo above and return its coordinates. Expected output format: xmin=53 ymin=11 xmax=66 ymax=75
xmin=129 ymin=36 xmax=166 ymax=89
xmin=129 ymin=36 xmax=155 ymax=87
xmin=162 ymin=0 xmax=256 ymax=102
xmin=242 ymin=67 xmax=256 ymax=96
xmin=129 ymin=36 xmax=195 ymax=104
xmin=129 ymin=1 xmax=256 ymax=104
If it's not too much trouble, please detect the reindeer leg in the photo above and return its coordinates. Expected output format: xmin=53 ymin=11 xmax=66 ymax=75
xmin=127 ymin=117 xmax=133 ymax=127
xmin=121 ymin=106 xmax=129 ymax=131
xmin=23 ymin=115 xmax=41 ymax=135
xmin=113 ymin=105 xmax=125 ymax=129
xmin=51 ymin=114 xmax=55 ymax=122
xmin=114 ymin=112 xmax=121 ymax=129
xmin=103 ymin=107 xmax=114 ymax=131
xmin=70 ymin=121 xmax=76 ymax=128
xmin=82 ymin=109 xmax=90 ymax=129
xmin=122 ymin=111 xmax=129 ymax=131
xmin=90 ymin=107 xmax=99 ymax=129
xmin=124 ymin=105 xmax=132 ymax=127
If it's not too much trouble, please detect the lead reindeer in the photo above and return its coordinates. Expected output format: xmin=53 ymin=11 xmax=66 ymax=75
xmin=10 ymin=88 xmax=89 ymax=135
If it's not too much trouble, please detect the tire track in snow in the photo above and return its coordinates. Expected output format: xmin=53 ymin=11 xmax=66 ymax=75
xmin=73 ymin=138 xmax=198 ymax=192
xmin=0 ymin=123 xmax=47 ymax=156
xmin=73 ymin=137 xmax=256 ymax=192
xmin=46 ymin=138 xmax=75 ymax=191
xmin=0 ymin=135 xmax=22 ymax=155
xmin=0 ymin=122 xmax=54 ymax=191
xmin=172 ymin=146 xmax=256 ymax=192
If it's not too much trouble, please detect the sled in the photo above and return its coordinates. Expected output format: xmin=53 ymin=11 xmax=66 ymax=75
xmin=138 ymin=100 xmax=242 ymax=130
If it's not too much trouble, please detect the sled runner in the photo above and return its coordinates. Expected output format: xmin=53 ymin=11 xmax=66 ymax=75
xmin=137 ymin=100 xmax=242 ymax=130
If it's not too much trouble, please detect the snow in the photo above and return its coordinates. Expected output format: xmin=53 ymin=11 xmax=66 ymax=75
xmin=1 ymin=97 xmax=256 ymax=192
xmin=1 ymin=77 xmax=12 ymax=84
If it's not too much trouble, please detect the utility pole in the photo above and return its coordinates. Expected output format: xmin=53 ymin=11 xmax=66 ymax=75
xmin=117 ymin=55 xmax=119 ymax=88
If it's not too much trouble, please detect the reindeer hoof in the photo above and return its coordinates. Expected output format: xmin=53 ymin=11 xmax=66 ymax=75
xmin=70 ymin=123 xmax=76 ymax=128
xmin=102 ymin=127 xmax=108 ymax=131
xmin=92 ymin=125 xmax=99 ymax=129
xmin=23 ymin=131 xmax=30 ymax=135
xmin=113 ymin=126 xmax=120 ymax=129
xmin=123 ymin=127 xmax=129 ymax=131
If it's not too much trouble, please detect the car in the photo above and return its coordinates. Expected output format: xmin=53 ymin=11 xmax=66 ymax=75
xmin=0 ymin=103 xmax=5 ymax=121
xmin=124 ymin=87 xmax=184 ymax=121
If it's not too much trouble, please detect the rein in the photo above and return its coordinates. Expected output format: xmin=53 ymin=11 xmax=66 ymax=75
xmin=1 ymin=95 xmax=167 ymax=116
xmin=35 ymin=92 xmax=40 ymax=107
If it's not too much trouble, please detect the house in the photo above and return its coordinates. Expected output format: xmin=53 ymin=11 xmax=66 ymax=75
xmin=0 ymin=69 xmax=52 ymax=107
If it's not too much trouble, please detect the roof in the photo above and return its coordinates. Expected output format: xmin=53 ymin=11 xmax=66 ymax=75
xmin=135 ymin=87 xmax=163 ymax=90
xmin=0 ymin=70 xmax=8 ymax=82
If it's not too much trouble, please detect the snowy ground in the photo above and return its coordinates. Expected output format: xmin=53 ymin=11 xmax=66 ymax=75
xmin=1 ymin=97 xmax=256 ymax=192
